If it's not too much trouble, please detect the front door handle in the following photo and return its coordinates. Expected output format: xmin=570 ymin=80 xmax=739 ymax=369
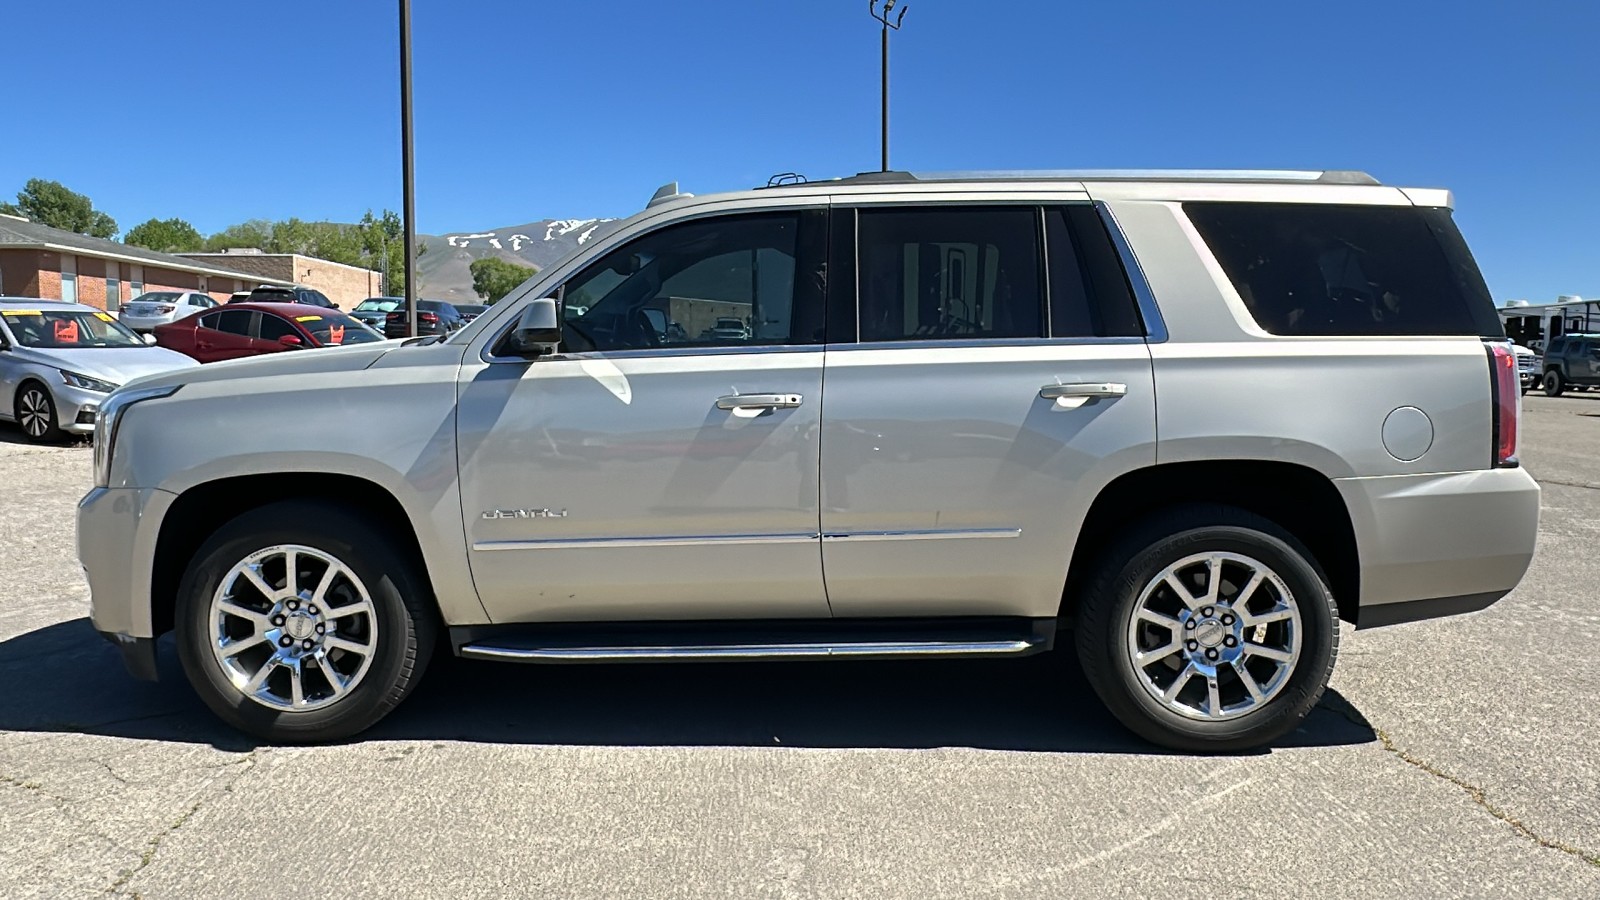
xmin=716 ymin=393 xmax=803 ymax=416
xmin=1039 ymin=382 xmax=1127 ymax=400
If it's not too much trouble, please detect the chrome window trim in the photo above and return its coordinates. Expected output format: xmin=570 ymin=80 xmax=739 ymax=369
xmin=825 ymin=336 xmax=1146 ymax=352
xmin=482 ymin=343 xmax=819 ymax=365
xmin=1095 ymin=201 xmax=1169 ymax=344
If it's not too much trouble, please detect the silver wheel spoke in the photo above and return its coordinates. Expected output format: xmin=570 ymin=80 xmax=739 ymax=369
xmin=1206 ymin=677 xmax=1222 ymax=715
xmin=1136 ymin=609 xmax=1181 ymax=630
xmin=1135 ymin=638 xmax=1183 ymax=666
xmin=217 ymin=599 xmax=270 ymax=626
xmin=323 ymin=599 xmax=374 ymax=620
xmin=287 ymin=659 xmax=306 ymax=707
xmin=220 ymin=634 xmax=266 ymax=658
xmin=1163 ymin=574 xmax=1202 ymax=610
xmin=1162 ymin=663 xmax=1196 ymax=702
xmin=244 ymin=655 xmax=278 ymax=693
xmin=1233 ymin=661 xmax=1265 ymax=703
xmin=318 ymin=654 xmax=348 ymax=698
xmin=1245 ymin=643 xmax=1293 ymax=664
xmin=1243 ymin=606 xmax=1295 ymax=627
xmin=283 ymin=549 xmax=299 ymax=597
xmin=240 ymin=565 xmax=278 ymax=601
xmin=1232 ymin=571 xmax=1265 ymax=609
xmin=1203 ymin=557 xmax=1223 ymax=606
xmin=311 ymin=564 xmax=339 ymax=605
xmin=325 ymin=635 xmax=372 ymax=656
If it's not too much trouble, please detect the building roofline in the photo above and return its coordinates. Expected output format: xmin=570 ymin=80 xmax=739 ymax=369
xmin=0 ymin=241 xmax=294 ymax=285
xmin=179 ymin=252 xmax=382 ymax=276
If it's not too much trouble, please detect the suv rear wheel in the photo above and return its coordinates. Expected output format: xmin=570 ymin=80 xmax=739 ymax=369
xmin=175 ymin=501 xmax=436 ymax=742
xmin=1075 ymin=506 xmax=1339 ymax=752
xmin=1544 ymin=370 xmax=1565 ymax=397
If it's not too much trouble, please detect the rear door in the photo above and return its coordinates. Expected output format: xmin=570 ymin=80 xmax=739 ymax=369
xmin=818 ymin=202 xmax=1157 ymax=619
xmin=194 ymin=309 xmax=258 ymax=361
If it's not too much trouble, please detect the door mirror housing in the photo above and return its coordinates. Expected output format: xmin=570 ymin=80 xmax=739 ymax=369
xmin=278 ymin=334 xmax=304 ymax=348
xmin=502 ymin=298 xmax=562 ymax=358
xmin=141 ymin=333 xmax=157 ymax=346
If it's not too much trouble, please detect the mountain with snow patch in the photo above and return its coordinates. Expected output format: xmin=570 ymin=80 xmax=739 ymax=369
xmin=416 ymin=217 xmax=621 ymax=303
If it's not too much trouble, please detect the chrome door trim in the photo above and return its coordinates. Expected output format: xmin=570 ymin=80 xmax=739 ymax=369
xmin=458 ymin=638 xmax=1040 ymax=663
xmin=482 ymin=341 xmax=820 ymax=366
xmin=472 ymin=532 xmax=821 ymax=552
xmin=825 ymin=336 xmax=1147 ymax=352
xmin=1095 ymin=201 xmax=1169 ymax=344
xmin=820 ymin=528 xmax=1022 ymax=543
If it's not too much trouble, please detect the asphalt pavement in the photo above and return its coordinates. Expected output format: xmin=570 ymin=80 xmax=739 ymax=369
xmin=2 ymin=394 xmax=1597 ymax=898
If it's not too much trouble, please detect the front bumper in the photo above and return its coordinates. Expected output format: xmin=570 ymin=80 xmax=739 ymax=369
xmin=54 ymin=382 xmax=108 ymax=434
xmin=1336 ymin=467 xmax=1540 ymax=627
xmin=78 ymin=486 xmax=175 ymax=666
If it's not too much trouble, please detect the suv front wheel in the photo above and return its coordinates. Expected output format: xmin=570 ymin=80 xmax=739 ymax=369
xmin=1075 ymin=506 xmax=1339 ymax=752
xmin=1544 ymin=371 xmax=1565 ymax=396
xmin=175 ymin=501 xmax=436 ymax=742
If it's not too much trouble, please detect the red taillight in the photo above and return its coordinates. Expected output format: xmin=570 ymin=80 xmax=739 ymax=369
xmin=154 ymin=305 xmax=176 ymax=313
xmin=420 ymin=312 xmax=439 ymax=323
xmin=386 ymin=312 xmax=401 ymax=321
xmin=1487 ymin=342 xmax=1519 ymax=467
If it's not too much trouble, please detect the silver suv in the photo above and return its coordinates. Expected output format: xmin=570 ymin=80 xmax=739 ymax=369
xmin=77 ymin=170 xmax=1540 ymax=750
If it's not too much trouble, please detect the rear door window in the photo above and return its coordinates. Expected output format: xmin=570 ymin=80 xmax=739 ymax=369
xmin=856 ymin=206 xmax=1042 ymax=342
xmin=211 ymin=310 xmax=254 ymax=336
xmin=1045 ymin=206 xmax=1144 ymax=338
xmin=1185 ymin=202 xmax=1503 ymax=338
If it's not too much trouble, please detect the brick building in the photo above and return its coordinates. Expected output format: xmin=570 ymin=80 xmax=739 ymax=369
xmin=0 ymin=214 xmax=287 ymax=311
xmin=180 ymin=250 xmax=384 ymax=309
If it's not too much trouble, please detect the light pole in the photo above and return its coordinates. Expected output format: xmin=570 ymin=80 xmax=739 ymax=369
xmin=869 ymin=0 xmax=908 ymax=173
xmin=399 ymin=0 xmax=418 ymax=337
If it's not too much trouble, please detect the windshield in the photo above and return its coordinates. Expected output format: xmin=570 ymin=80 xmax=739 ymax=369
xmin=2 ymin=308 xmax=146 ymax=348
xmin=291 ymin=312 xmax=384 ymax=346
xmin=355 ymin=298 xmax=402 ymax=312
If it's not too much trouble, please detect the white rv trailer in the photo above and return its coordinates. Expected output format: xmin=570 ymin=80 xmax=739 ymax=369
xmin=1500 ymin=296 xmax=1600 ymax=351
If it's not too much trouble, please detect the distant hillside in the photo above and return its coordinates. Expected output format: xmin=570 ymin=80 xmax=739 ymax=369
xmin=416 ymin=218 xmax=621 ymax=303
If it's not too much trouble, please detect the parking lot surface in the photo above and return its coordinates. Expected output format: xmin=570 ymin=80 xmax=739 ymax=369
xmin=2 ymin=394 xmax=1597 ymax=898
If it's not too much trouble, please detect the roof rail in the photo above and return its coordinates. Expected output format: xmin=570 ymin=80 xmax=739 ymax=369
xmin=827 ymin=169 xmax=1382 ymax=186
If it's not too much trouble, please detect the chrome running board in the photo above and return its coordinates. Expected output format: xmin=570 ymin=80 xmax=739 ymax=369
xmin=459 ymin=638 xmax=1040 ymax=663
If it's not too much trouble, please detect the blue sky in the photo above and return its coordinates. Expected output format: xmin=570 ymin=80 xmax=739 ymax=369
xmin=2 ymin=0 xmax=1595 ymax=301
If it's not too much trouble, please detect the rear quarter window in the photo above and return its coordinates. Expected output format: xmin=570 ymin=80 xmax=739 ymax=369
xmin=1185 ymin=202 xmax=1503 ymax=338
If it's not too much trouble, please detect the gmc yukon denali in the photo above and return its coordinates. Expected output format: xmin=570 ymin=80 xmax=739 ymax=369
xmin=77 ymin=170 xmax=1540 ymax=750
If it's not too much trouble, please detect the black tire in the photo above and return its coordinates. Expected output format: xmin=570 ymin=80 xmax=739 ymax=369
xmin=175 ymin=501 xmax=436 ymax=743
xmin=1544 ymin=371 xmax=1564 ymax=397
xmin=1074 ymin=505 xmax=1340 ymax=753
xmin=14 ymin=381 xmax=64 ymax=443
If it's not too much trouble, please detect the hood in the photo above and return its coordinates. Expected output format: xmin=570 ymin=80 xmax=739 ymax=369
xmin=1513 ymin=344 xmax=1536 ymax=358
xmin=17 ymin=345 xmax=200 ymax=387
xmin=121 ymin=340 xmax=407 ymax=392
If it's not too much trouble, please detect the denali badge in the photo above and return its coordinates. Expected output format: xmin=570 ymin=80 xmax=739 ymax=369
xmin=482 ymin=508 xmax=568 ymax=520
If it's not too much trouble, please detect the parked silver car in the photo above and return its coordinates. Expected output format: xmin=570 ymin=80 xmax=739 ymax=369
xmin=77 ymin=171 xmax=1539 ymax=749
xmin=118 ymin=291 xmax=220 ymax=332
xmin=1 ymin=299 xmax=200 ymax=442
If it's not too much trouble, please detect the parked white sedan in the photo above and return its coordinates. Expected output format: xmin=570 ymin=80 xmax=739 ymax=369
xmin=0 ymin=299 xmax=199 ymax=442
xmin=119 ymin=291 xmax=220 ymax=332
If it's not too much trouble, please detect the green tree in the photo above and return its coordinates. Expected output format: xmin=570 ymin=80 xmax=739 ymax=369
xmin=124 ymin=217 xmax=203 ymax=253
xmin=200 ymin=209 xmax=416 ymax=293
xmin=204 ymin=220 xmax=273 ymax=251
xmin=470 ymin=257 xmax=537 ymax=304
xmin=0 ymin=178 xmax=117 ymax=237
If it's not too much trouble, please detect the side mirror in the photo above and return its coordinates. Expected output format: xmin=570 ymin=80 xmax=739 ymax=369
xmin=278 ymin=334 xmax=304 ymax=348
xmin=141 ymin=333 xmax=157 ymax=346
xmin=502 ymin=298 xmax=562 ymax=358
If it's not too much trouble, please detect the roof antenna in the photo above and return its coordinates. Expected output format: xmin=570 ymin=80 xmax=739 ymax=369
xmin=647 ymin=182 xmax=692 ymax=208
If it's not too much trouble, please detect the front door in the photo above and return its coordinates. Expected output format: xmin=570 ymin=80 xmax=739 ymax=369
xmin=820 ymin=203 xmax=1158 ymax=619
xmin=195 ymin=309 xmax=258 ymax=362
xmin=458 ymin=208 xmax=832 ymax=623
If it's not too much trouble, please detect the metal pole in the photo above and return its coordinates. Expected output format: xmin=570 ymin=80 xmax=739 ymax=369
xmin=400 ymin=0 xmax=418 ymax=337
xmin=881 ymin=22 xmax=889 ymax=172
xmin=869 ymin=1 xmax=907 ymax=173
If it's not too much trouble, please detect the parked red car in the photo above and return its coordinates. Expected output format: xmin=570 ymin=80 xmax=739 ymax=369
xmin=153 ymin=302 xmax=383 ymax=363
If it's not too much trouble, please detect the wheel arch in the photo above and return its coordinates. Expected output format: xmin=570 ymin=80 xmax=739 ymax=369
xmin=1062 ymin=460 xmax=1361 ymax=625
xmin=150 ymin=473 xmax=436 ymax=637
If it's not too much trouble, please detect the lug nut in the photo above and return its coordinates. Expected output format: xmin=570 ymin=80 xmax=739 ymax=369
xmin=1224 ymin=635 xmax=1237 ymax=648
xmin=287 ymin=600 xmax=299 ymax=611
xmin=279 ymin=636 xmax=293 ymax=647
xmin=272 ymin=615 xmax=286 ymax=626
xmin=1201 ymin=606 xmax=1214 ymax=618
xmin=302 ymin=640 xmax=315 ymax=650
xmin=308 ymin=605 xmax=319 ymax=616
xmin=1221 ymin=614 xmax=1235 ymax=626
xmin=1205 ymin=648 xmax=1219 ymax=661
xmin=1186 ymin=640 xmax=1199 ymax=651
xmin=1184 ymin=619 xmax=1197 ymax=630
xmin=315 ymin=623 xmax=325 ymax=634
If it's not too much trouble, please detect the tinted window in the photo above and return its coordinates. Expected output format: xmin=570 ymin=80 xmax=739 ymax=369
xmin=1547 ymin=338 xmax=1567 ymax=355
xmin=298 ymin=311 xmax=382 ymax=346
xmin=1046 ymin=206 xmax=1144 ymax=338
xmin=258 ymin=315 xmax=298 ymax=341
xmin=558 ymin=212 xmax=818 ymax=352
xmin=208 ymin=310 xmax=254 ymax=336
xmin=1186 ymin=203 xmax=1503 ymax=337
xmin=857 ymin=207 xmax=1041 ymax=342
xmin=133 ymin=292 xmax=181 ymax=304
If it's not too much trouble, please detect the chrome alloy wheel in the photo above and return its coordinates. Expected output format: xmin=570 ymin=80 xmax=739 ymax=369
xmin=209 ymin=544 xmax=378 ymax=711
xmin=1125 ymin=551 xmax=1302 ymax=721
xmin=18 ymin=387 xmax=51 ymax=438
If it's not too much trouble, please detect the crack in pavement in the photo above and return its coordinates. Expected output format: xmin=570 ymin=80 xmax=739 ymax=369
xmin=1537 ymin=478 xmax=1600 ymax=492
xmin=1320 ymin=697 xmax=1600 ymax=869
xmin=103 ymin=748 xmax=265 ymax=896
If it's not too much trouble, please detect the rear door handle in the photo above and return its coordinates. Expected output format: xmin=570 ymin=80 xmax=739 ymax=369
xmin=716 ymin=393 xmax=803 ymax=416
xmin=1039 ymin=382 xmax=1127 ymax=400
